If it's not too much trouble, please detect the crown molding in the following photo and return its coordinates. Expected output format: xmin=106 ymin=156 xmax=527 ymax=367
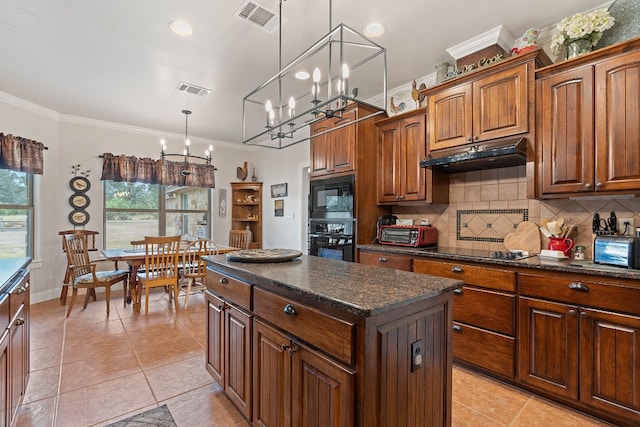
xmin=447 ymin=25 xmax=515 ymax=60
xmin=0 ymin=91 xmax=61 ymax=120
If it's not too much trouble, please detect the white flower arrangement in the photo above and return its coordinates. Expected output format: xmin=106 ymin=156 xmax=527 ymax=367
xmin=550 ymin=8 xmax=615 ymax=54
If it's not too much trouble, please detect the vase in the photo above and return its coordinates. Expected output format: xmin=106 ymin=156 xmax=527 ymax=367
xmin=565 ymin=38 xmax=592 ymax=60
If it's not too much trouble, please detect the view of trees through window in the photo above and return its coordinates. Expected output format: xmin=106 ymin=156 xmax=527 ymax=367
xmin=104 ymin=181 xmax=210 ymax=249
xmin=0 ymin=169 xmax=32 ymax=258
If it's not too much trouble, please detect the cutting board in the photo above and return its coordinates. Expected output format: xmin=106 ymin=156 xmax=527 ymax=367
xmin=503 ymin=221 xmax=541 ymax=254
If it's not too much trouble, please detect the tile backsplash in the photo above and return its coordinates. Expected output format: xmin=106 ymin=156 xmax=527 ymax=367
xmin=392 ymin=166 xmax=640 ymax=259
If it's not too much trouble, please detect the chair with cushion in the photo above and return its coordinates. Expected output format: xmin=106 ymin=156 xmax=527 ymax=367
xmin=59 ymin=229 xmax=100 ymax=305
xmin=63 ymin=233 xmax=129 ymax=318
xmin=136 ymin=235 xmax=181 ymax=314
xmin=228 ymin=229 xmax=250 ymax=249
xmin=180 ymin=239 xmax=218 ymax=308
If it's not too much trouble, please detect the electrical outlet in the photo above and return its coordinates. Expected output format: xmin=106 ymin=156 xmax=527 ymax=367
xmin=618 ymin=217 xmax=634 ymax=236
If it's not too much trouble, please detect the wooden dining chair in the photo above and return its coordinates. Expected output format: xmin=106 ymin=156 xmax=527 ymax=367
xmin=136 ymin=235 xmax=181 ymax=314
xmin=229 ymin=229 xmax=250 ymax=249
xmin=59 ymin=229 xmax=100 ymax=305
xmin=180 ymin=239 xmax=218 ymax=308
xmin=63 ymin=233 xmax=129 ymax=317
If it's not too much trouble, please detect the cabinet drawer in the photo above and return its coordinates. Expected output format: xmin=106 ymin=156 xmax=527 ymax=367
xmin=253 ymin=287 xmax=354 ymax=365
xmin=452 ymin=322 xmax=515 ymax=378
xmin=8 ymin=277 xmax=28 ymax=321
xmin=519 ymin=272 xmax=640 ymax=315
xmin=359 ymin=251 xmax=412 ymax=271
xmin=206 ymin=269 xmax=252 ymax=311
xmin=453 ymin=286 xmax=515 ymax=335
xmin=414 ymin=259 xmax=515 ymax=292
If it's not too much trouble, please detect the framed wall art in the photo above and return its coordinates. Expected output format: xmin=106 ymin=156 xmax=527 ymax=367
xmin=271 ymin=183 xmax=288 ymax=198
xmin=274 ymin=199 xmax=284 ymax=217
xmin=218 ymin=189 xmax=227 ymax=218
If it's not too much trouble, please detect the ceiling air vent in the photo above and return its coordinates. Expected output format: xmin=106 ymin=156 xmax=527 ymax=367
xmin=234 ymin=0 xmax=282 ymax=33
xmin=175 ymin=82 xmax=211 ymax=97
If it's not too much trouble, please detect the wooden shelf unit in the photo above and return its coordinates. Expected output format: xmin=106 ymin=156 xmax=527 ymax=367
xmin=231 ymin=182 xmax=262 ymax=249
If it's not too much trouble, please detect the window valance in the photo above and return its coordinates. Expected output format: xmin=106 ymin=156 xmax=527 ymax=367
xmin=0 ymin=133 xmax=47 ymax=174
xmin=100 ymin=153 xmax=215 ymax=188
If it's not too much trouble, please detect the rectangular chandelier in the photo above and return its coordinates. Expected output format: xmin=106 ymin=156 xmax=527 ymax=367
xmin=242 ymin=23 xmax=387 ymax=149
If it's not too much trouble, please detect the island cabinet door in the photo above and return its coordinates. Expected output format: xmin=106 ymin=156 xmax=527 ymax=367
xmin=253 ymin=319 xmax=290 ymax=427
xmin=224 ymin=304 xmax=252 ymax=420
xmin=291 ymin=341 xmax=355 ymax=427
xmin=518 ymin=297 xmax=579 ymax=399
xmin=206 ymin=292 xmax=225 ymax=385
xmin=580 ymin=308 xmax=640 ymax=421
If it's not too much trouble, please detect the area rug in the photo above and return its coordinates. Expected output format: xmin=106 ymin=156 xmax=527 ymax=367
xmin=105 ymin=404 xmax=177 ymax=427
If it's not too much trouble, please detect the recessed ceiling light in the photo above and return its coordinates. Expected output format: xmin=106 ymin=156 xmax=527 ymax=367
xmin=169 ymin=20 xmax=193 ymax=36
xmin=364 ymin=22 xmax=384 ymax=37
xmin=295 ymin=71 xmax=310 ymax=80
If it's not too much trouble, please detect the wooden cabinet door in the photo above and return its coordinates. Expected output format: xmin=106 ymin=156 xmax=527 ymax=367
xmin=225 ymin=304 xmax=252 ymax=420
xmin=376 ymin=121 xmax=401 ymax=203
xmin=473 ymin=63 xmax=528 ymax=141
xmin=518 ymin=297 xmax=579 ymax=399
xmin=253 ymin=319 xmax=290 ymax=427
xmin=428 ymin=83 xmax=472 ymax=150
xmin=400 ymin=114 xmax=427 ymax=202
xmin=330 ymin=109 xmax=356 ymax=175
xmin=310 ymin=121 xmax=332 ymax=177
xmin=291 ymin=342 xmax=355 ymax=427
xmin=8 ymin=305 xmax=25 ymax=425
xmin=206 ymin=292 xmax=225 ymax=385
xmin=595 ymin=50 xmax=640 ymax=191
xmin=580 ymin=308 xmax=640 ymax=420
xmin=539 ymin=66 xmax=595 ymax=195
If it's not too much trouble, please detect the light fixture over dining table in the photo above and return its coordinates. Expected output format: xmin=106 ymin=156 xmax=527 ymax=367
xmin=160 ymin=109 xmax=214 ymax=176
xmin=242 ymin=0 xmax=388 ymax=149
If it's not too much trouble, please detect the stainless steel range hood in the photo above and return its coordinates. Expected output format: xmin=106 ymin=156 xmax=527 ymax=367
xmin=420 ymin=137 xmax=528 ymax=173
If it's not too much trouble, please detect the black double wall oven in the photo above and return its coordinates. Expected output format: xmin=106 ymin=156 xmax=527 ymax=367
xmin=308 ymin=175 xmax=355 ymax=262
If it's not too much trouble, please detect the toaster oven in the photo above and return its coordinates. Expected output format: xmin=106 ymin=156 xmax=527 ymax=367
xmin=593 ymin=235 xmax=640 ymax=269
xmin=378 ymin=225 xmax=437 ymax=247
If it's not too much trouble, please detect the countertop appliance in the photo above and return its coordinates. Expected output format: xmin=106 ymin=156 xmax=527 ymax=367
xmin=378 ymin=225 xmax=438 ymax=247
xmin=593 ymin=235 xmax=640 ymax=269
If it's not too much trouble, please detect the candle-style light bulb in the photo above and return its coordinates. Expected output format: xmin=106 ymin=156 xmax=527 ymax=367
xmin=265 ymin=100 xmax=272 ymax=112
xmin=185 ymin=139 xmax=190 ymax=146
xmin=313 ymin=68 xmax=321 ymax=83
xmin=342 ymin=63 xmax=350 ymax=79
xmin=268 ymin=109 xmax=275 ymax=126
xmin=342 ymin=63 xmax=350 ymax=98
xmin=160 ymin=139 xmax=166 ymax=154
xmin=288 ymin=96 xmax=296 ymax=118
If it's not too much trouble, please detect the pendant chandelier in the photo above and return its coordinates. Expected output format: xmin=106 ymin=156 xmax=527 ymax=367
xmin=160 ymin=110 xmax=214 ymax=176
xmin=242 ymin=0 xmax=387 ymax=149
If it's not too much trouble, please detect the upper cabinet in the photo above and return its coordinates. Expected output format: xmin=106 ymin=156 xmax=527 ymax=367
xmin=309 ymin=102 xmax=380 ymax=179
xmin=426 ymin=57 xmax=535 ymax=152
xmin=537 ymin=39 xmax=640 ymax=197
xmin=376 ymin=109 xmax=448 ymax=205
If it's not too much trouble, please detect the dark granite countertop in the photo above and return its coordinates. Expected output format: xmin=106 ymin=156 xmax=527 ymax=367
xmin=359 ymin=245 xmax=640 ymax=282
xmin=203 ymin=254 xmax=461 ymax=317
xmin=0 ymin=257 xmax=32 ymax=293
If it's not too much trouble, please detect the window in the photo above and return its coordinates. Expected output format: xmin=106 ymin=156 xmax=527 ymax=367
xmin=104 ymin=181 xmax=211 ymax=249
xmin=0 ymin=169 xmax=33 ymax=258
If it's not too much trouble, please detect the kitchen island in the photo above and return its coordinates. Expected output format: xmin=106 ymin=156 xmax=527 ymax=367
xmin=203 ymin=253 xmax=461 ymax=427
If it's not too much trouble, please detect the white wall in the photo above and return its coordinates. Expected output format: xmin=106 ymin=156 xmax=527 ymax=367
xmin=0 ymin=93 xmax=310 ymax=303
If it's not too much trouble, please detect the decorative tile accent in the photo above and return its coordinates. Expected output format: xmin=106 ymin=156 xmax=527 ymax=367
xmin=457 ymin=209 xmax=528 ymax=242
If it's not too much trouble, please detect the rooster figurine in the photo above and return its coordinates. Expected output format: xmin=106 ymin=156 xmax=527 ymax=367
xmin=236 ymin=161 xmax=248 ymax=181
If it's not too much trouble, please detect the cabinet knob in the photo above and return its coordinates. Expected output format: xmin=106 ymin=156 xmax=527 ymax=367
xmin=473 ymin=136 xmax=479 ymax=141
xmin=451 ymin=266 xmax=464 ymax=273
xmin=596 ymin=182 xmax=603 ymax=188
xmin=585 ymin=183 xmax=592 ymax=188
xmin=569 ymin=309 xmax=577 ymax=315
xmin=568 ymin=282 xmax=589 ymax=292
xmin=378 ymin=257 xmax=388 ymax=263
xmin=581 ymin=311 xmax=588 ymax=317
xmin=453 ymin=288 xmax=463 ymax=295
xmin=467 ymin=137 xmax=472 ymax=142
xmin=15 ymin=317 xmax=24 ymax=326
xmin=219 ymin=277 xmax=228 ymax=284
xmin=13 ymin=286 xmax=26 ymax=294
xmin=283 ymin=304 xmax=298 ymax=316
xmin=452 ymin=325 xmax=463 ymax=332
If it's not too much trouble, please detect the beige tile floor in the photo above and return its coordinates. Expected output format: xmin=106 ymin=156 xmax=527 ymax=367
xmin=16 ymin=289 xmax=614 ymax=427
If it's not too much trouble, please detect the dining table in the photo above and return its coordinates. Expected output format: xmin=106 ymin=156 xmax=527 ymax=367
xmin=102 ymin=243 xmax=239 ymax=313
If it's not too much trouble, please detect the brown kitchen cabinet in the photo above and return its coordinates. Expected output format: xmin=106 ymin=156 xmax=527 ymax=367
xmin=427 ymin=62 xmax=528 ymax=151
xmin=537 ymin=40 xmax=640 ymax=197
xmin=519 ymin=271 xmax=640 ymax=426
xmin=231 ymin=182 xmax=262 ymax=249
xmin=358 ymin=249 xmax=413 ymax=271
xmin=413 ymin=258 xmax=516 ymax=378
xmin=205 ymin=270 xmax=253 ymax=420
xmin=376 ymin=110 xmax=448 ymax=205
xmin=310 ymin=103 xmax=381 ymax=179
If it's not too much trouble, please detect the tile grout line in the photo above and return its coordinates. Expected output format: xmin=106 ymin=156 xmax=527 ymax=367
xmin=507 ymin=395 xmax=535 ymax=426
xmin=51 ymin=311 xmax=69 ymax=427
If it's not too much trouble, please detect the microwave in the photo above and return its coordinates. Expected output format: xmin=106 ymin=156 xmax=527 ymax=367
xmin=309 ymin=175 xmax=354 ymax=218
xmin=378 ymin=225 xmax=438 ymax=247
xmin=593 ymin=235 xmax=640 ymax=269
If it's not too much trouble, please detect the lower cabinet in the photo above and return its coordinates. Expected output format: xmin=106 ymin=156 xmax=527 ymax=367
xmin=253 ymin=319 xmax=355 ymax=427
xmin=519 ymin=272 xmax=640 ymax=426
xmin=358 ymin=249 xmax=413 ymax=271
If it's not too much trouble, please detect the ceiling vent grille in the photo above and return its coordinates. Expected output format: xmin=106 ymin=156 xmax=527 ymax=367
xmin=234 ymin=0 xmax=282 ymax=33
xmin=175 ymin=82 xmax=211 ymax=97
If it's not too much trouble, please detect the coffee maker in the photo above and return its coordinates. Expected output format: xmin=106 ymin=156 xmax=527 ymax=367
xmin=374 ymin=214 xmax=398 ymax=243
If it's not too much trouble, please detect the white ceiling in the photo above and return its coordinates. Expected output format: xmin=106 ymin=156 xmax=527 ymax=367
xmin=0 ymin=0 xmax=608 ymax=144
